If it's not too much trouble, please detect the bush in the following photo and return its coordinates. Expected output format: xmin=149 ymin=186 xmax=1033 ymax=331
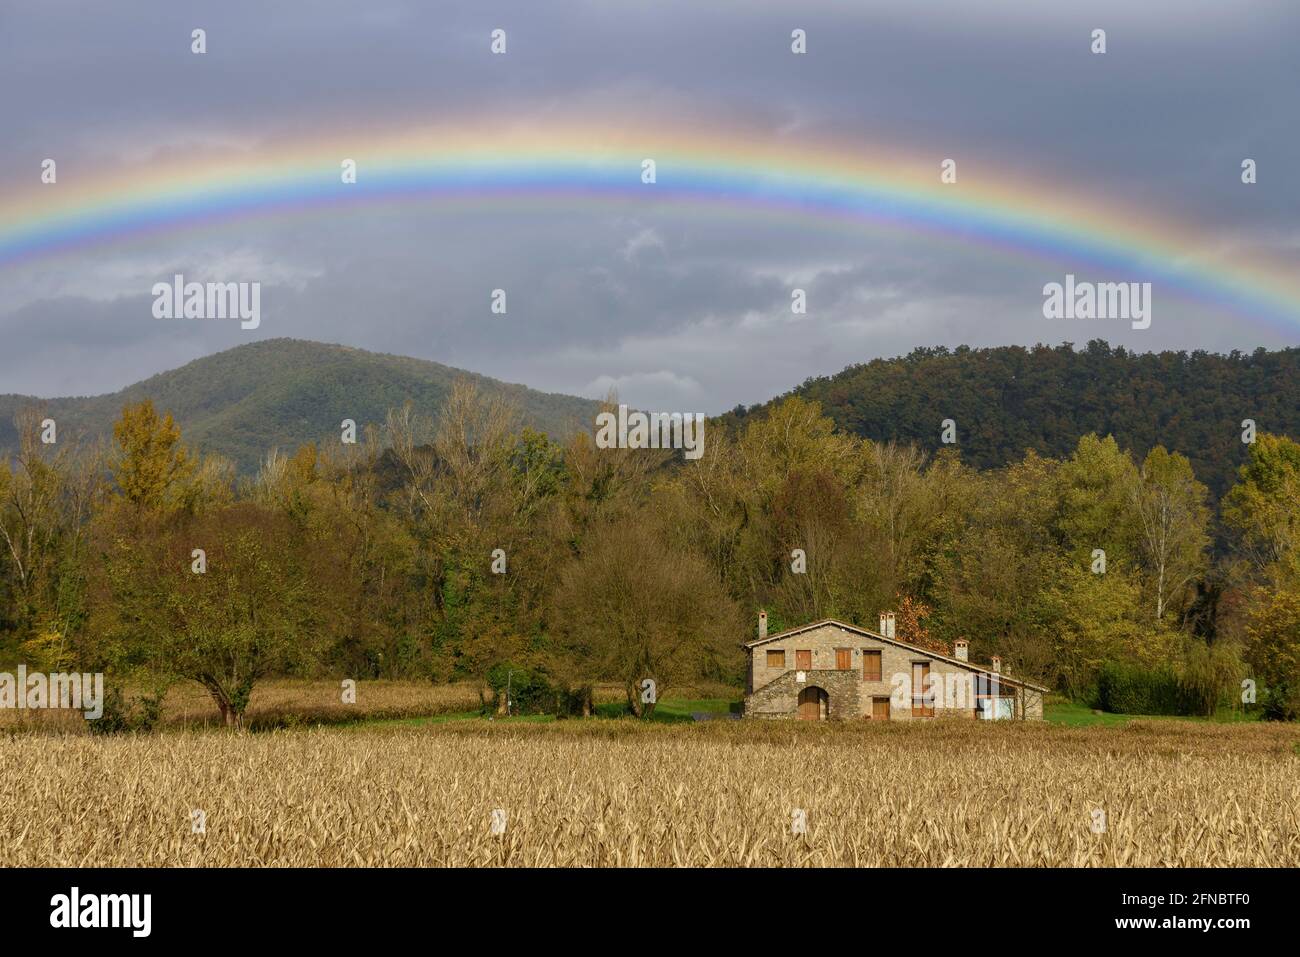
xmin=1094 ymin=654 xmax=1238 ymax=717
xmin=88 ymin=685 xmax=164 ymax=735
xmin=485 ymin=663 xmax=556 ymax=716
xmin=1178 ymin=638 xmax=1243 ymax=717
xmin=555 ymin=685 xmax=594 ymax=717
xmin=1095 ymin=662 xmax=1185 ymax=715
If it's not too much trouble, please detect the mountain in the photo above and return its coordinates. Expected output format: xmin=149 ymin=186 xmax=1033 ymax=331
xmin=723 ymin=340 xmax=1300 ymax=498
xmin=0 ymin=339 xmax=602 ymax=473
xmin=10 ymin=337 xmax=1297 ymax=496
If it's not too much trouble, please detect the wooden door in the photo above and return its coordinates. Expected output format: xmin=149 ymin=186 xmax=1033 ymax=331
xmin=795 ymin=650 xmax=812 ymax=671
xmin=872 ymin=696 xmax=890 ymax=720
xmin=912 ymin=662 xmax=933 ymax=716
xmin=797 ymin=687 xmax=824 ymax=721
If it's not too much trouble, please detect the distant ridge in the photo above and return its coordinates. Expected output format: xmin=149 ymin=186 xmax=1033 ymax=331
xmin=10 ymin=338 xmax=1298 ymax=495
xmin=0 ymin=338 xmax=601 ymax=472
xmin=723 ymin=340 xmax=1300 ymax=498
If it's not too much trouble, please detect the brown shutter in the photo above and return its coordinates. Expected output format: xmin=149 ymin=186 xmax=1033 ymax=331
xmin=795 ymin=650 xmax=812 ymax=670
xmin=912 ymin=662 xmax=933 ymax=716
xmin=836 ymin=648 xmax=852 ymax=670
xmin=862 ymin=650 xmax=882 ymax=682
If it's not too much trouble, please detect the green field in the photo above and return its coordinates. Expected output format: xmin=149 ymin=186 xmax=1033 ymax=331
xmin=1042 ymin=696 xmax=1258 ymax=727
xmin=357 ymin=694 xmax=1261 ymax=730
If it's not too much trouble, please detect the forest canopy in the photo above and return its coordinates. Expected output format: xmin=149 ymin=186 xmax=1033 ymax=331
xmin=2 ymin=361 xmax=1298 ymax=725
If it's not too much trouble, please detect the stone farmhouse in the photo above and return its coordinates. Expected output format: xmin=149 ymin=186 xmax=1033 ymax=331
xmin=743 ymin=611 xmax=1047 ymax=720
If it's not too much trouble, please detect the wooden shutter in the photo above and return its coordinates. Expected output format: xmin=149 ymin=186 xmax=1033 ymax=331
xmin=766 ymin=649 xmax=785 ymax=669
xmin=872 ymin=697 xmax=890 ymax=720
xmin=912 ymin=662 xmax=933 ymax=716
xmin=835 ymin=648 xmax=852 ymax=670
xmin=862 ymin=650 xmax=882 ymax=681
xmin=795 ymin=650 xmax=812 ymax=670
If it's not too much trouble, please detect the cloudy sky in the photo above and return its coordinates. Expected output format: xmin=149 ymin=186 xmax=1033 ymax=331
xmin=1 ymin=0 xmax=1297 ymax=412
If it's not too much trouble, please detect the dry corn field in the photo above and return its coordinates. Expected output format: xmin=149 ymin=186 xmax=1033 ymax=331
xmin=2 ymin=719 xmax=1297 ymax=867
xmin=0 ymin=679 xmax=488 ymax=732
xmin=0 ymin=679 xmax=658 ymax=733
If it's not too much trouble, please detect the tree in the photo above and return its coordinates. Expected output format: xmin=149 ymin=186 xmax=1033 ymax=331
xmin=255 ymin=440 xmax=415 ymax=678
xmin=855 ymin=444 xmax=970 ymax=605
xmin=0 ymin=409 xmax=100 ymax=664
xmin=1040 ymin=561 xmax=1160 ymax=697
xmin=894 ymin=594 xmax=948 ymax=657
xmin=767 ymin=468 xmax=859 ymax=623
xmin=108 ymin=400 xmax=195 ymax=514
xmin=1130 ymin=446 xmax=1210 ymax=622
xmin=1242 ymin=587 xmax=1300 ymax=719
xmin=1053 ymin=433 xmax=1141 ymax=567
xmin=92 ymin=504 xmax=324 ymax=727
xmin=930 ymin=456 xmax=1058 ymax=670
xmin=1223 ymin=433 xmax=1300 ymax=585
xmin=553 ymin=520 xmax=742 ymax=716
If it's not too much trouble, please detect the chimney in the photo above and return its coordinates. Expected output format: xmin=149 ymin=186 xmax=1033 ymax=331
xmin=990 ymin=655 xmax=1001 ymax=674
xmin=954 ymin=639 xmax=969 ymax=662
xmin=879 ymin=611 xmax=896 ymax=639
xmin=758 ymin=610 xmax=768 ymax=641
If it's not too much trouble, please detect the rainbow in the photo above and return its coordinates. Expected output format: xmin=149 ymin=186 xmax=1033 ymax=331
xmin=2 ymin=118 xmax=1297 ymax=331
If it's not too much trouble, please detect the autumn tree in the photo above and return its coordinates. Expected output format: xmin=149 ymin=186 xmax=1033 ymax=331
xmin=0 ymin=409 xmax=101 ymax=665
xmin=1130 ymin=446 xmax=1210 ymax=622
xmin=254 ymin=439 xmax=415 ymax=678
xmin=1242 ymin=588 xmax=1300 ymax=719
xmin=1223 ymin=433 xmax=1300 ymax=585
xmin=553 ymin=520 xmax=743 ymax=716
xmin=108 ymin=400 xmax=195 ymax=515
xmin=1224 ymin=434 xmax=1300 ymax=718
xmin=1053 ymin=433 xmax=1141 ymax=568
xmin=93 ymin=503 xmax=324 ymax=727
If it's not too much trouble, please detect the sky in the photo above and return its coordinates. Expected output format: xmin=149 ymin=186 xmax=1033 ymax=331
xmin=1 ymin=0 xmax=1297 ymax=413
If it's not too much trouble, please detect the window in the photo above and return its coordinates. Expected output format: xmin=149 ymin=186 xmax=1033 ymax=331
xmin=795 ymin=650 xmax=812 ymax=671
xmin=977 ymin=696 xmax=1015 ymax=720
xmin=975 ymin=674 xmax=1016 ymax=720
xmin=835 ymin=648 xmax=852 ymax=670
xmin=871 ymin=697 xmax=891 ymax=720
xmin=766 ymin=649 xmax=786 ymax=669
xmin=912 ymin=662 xmax=934 ymax=717
xmin=862 ymin=650 xmax=882 ymax=682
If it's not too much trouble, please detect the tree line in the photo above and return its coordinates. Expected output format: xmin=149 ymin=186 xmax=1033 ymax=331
xmin=730 ymin=339 xmax=1300 ymax=500
xmin=2 ymin=381 xmax=1297 ymax=725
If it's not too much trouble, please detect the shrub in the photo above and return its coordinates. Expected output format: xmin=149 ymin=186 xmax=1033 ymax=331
xmin=485 ymin=663 xmax=556 ymax=716
xmin=1177 ymin=638 xmax=1244 ymax=717
xmin=1095 ymin=661 xmax=1185 ymax=715
xmin=88 ymin=685 xmax=164 ymax=735
xmin=1094 ymin=652 xmax=1240 ymax=717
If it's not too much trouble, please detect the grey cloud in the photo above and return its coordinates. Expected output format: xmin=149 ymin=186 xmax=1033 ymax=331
xmin=1 ymin=0 xmax=1296 ymax=412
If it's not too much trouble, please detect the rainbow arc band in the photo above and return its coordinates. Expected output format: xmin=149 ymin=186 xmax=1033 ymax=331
xmin=2 ymin=121 xmax=1295 ymax=329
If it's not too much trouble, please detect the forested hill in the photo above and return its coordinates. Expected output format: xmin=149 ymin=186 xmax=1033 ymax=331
xmin=0 ymin=339 xmax=601 ymax=473
xmin=726 ymin=341 xmax=1300 ymax=497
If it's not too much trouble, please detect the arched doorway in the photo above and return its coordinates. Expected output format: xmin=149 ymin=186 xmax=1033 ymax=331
xmin=797 ymin=686 xmax=828 ymax=721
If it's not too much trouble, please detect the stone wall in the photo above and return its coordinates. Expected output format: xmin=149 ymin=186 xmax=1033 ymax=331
xmin=745 ymin=669 xmax=862 ymax=720
xmin=745 ymin=622 xmax=1043 ymax=720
